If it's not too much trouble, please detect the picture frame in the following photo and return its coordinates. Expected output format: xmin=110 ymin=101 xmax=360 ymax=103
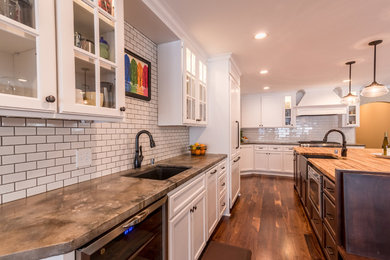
xmin=124 ymin=49 xmax=151 ymax=101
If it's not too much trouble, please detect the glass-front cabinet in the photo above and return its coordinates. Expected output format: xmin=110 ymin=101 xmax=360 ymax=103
xmin=0 ymin=0 xmax=57 ymax=114
xmin=56 ymin=0 xmax=124 ymax=119
xmin=283 ymin=95 xmax=295 ymax=127
xmin=343 ymin=103 xmax=360 ymax=127
xmin=183 ymin=47 xmax=207 ymax=125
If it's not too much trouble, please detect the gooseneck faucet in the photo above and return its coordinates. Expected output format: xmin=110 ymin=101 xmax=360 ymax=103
xmin=134 ymin=130 xmax=156 ymax=168
xmin=323 ymin=129 xmax=347 ymax=157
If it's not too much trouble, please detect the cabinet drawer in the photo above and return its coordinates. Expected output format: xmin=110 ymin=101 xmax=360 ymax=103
xmin=309 ymin=199 xmax=323 ymax=244
xmin=254 ymin=145 xmax=268 ymax=151
xmin=282 ymin=146 xmax=295 ymax=151
xmin=323 ymin=194 xmax=336 ymax=237
xmin=168 ymin=173 xmax=205 ymax=219
xmin=268 ymin=145 xmax=283 ymax=151
xmin=219 ymin=159 xmax=227 ymax=172
xmin=323 ymin=177 xmax=335 ymax=202
xmin=218 ymin=172 xmax=227 ymax=196
xmin=219 ymin=191 xmax=227 ymax=217
xmin=323 ymin=225 xmax=337 ymax=260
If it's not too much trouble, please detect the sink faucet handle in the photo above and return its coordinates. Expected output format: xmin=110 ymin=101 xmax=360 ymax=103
xmin=139 ymin=145 xmax=144 ymax=163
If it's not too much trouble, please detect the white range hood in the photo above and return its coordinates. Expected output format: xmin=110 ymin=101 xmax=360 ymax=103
xmin=295 ymin=88 xmax=347 ymax=116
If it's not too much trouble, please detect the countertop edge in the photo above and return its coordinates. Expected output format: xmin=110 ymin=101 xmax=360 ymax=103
xmin=1 ymin=154 xmax=227 ymax=260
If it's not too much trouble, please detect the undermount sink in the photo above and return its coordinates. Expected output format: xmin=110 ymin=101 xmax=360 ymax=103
xmin=124 ymin=166 xmax=191 ymax=180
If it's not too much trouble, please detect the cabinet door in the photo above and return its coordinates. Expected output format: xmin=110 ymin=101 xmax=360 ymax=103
xmin=206 ymin=169 xmax=218 ymax=238
xmin=254 ymin=151 xmax=268 ymax=171
xmin=268 ymin=152 xmax=283 ymax=172
xmin=230 ymin=156 xmax=241 ymax=208
xmin=240 ymin=145 xmax=254 ymax=172
xmin=261 ymin=95 xmax=284 ymax=127
xmin=56 ymin=0 xmax=125 ymax=120
xmin=282 ymin=152 xmax=294 ymax=173
xmin=183 ymin=47 xmax=197 ymax=124
xmin=0 ymin=1 xmax=57 ymax=114
xmin=169 ymin=205 xmax=192 ymax=260
xmin=230 ymin=76 xmax=241 ymax=157
xmin=241 ymin=94 xmax=261 ymax=128
xmin=191 ymin=191 xmax=206 ymax=260
xmin=197 ymin=61 xmax=207 ymax=125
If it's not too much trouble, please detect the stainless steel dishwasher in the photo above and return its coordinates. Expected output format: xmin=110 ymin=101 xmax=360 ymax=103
xmin=77 ymin=196 xmax=167 ymax=260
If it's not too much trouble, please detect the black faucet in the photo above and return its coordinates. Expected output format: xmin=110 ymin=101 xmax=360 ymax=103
xmin=134 ymin=130 xmax=156 ymax=168
xmin=323 ymin=129 xmax=347 ymax=157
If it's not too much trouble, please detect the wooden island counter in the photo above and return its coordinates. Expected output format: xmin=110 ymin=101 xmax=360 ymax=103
xmin=293 ymin=147 xmax=390 ymax=260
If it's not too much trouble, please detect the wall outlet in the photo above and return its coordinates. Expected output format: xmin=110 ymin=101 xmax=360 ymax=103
xmin=76 ymin=148 xmax=92 ymax=168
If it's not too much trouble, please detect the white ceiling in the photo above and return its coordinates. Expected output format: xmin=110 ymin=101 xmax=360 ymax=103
xmin=154 ymin=0 xmax=390 ymax=94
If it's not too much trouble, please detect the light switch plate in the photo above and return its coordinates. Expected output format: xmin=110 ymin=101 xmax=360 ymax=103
xmin=76 ymin=148 xmax=92 ymax=168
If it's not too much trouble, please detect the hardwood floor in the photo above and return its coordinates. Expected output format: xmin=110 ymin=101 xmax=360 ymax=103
xmin=210 ymin=175 xmax=324 ymax=260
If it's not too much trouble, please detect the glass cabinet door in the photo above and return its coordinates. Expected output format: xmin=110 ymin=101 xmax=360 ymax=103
xmin=0 ymin=0 xmax=57 ymax=113
xmin=184 ymin=47 xmax=197 ymax=123
xmin=57 ymin=0 xmax=124 ymax=119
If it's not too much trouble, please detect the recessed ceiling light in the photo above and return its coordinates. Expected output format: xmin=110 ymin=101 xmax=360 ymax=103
xmin=18 ymin=78 xmax=27 ymax=82
xmin=264 ymin=86 xmax=270 ymax=90
xmin=260 ymin=70 xmax=268 ymax=74
xmin=255 ymin=32 xmax=267 ymax=39
xmin=343 ymin=79 xmax=350 ymax=83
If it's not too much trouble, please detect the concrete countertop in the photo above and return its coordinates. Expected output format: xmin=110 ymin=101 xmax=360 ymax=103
xmin=0 ymin=153 xmax=227 ymax=260
xmin=294 ymin=147 xmax=388 ymax=181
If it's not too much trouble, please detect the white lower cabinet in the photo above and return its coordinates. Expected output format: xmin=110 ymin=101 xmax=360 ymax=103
xmin=191 ymin=192 xmax=207 ymax=260
xmin=168 ymin=159 xmax=227 ymax=260
xmin=243 ymin=145 xmax=294 ymax=176
xmin=206 ymin=167 xmax=218 ymax=238
xmin=282 ymin=151 xmax=294 ymax=173
xmin=230 ymin=155 xmax=241 ymax=208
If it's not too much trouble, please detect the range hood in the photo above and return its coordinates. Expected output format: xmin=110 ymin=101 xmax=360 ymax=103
xmin=295 ymin=88 xmax=347 ymax=116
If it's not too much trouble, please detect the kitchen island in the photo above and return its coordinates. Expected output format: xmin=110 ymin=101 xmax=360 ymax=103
xmin=0 ymin=154 xmax=227 ymax=260
xmin=294 ymin=147 xmax=390 ymax=260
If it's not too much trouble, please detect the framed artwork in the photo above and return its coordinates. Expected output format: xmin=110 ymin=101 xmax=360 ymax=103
xmin=124 ymin=49 xmax=151 ymax=101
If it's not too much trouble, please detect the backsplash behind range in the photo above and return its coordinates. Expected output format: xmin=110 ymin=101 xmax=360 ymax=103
xmin=242 ymin=115 xmax=355 ymax=144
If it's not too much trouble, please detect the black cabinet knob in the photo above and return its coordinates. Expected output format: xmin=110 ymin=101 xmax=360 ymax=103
xmin=120 ymin=106 xmax=126 ymax=112
xmin=45 ymin=95 xmax=56 ymax=103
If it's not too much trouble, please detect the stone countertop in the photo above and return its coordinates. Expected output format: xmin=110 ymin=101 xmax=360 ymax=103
xmin=0 ymin=153 xmax=227 ymax=260
xmin=294 ymin=147 xmax=388 ymax=181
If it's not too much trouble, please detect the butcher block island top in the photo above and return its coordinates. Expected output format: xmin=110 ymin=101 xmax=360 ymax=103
xmin=0 ymin=154 xmax=227 ymax=260
xmin=294 ymin=147 xmax=390 ymax=181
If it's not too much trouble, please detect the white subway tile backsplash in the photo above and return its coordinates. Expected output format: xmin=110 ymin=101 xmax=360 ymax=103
xmin=16 ymin=179 xmax=36 ymax=190
xmin=2 ymin=136 xmax=26 ymax=145
xmin=2 ymin=117 xmax=25 ymax=127
xmin=2 ymin=154 xmax=25 ymax=164
xmin=27 ymin=136 xmax=46 ymax=144
xmin=0 ymin=127 xmax=14 ymax=136
xmin=27 ymin=185 xmax=46 ymax=197
xmin=0 ymin=22 xmax=189 ymax=205
xmin=3 ymin=172 xmax=26 ymax=184
xmin=15 ymin=162 xmax=36 ymax=172
xmin=2 ymin=190 xmax=26 ymax=203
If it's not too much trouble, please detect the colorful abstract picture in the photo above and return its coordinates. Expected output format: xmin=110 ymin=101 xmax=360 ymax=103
xmin=125 ymin=49 xmax=151 ymax=101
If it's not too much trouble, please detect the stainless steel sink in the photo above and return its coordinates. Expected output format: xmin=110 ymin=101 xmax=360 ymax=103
xmin=124 ymin=166 xmax=191 ymax=180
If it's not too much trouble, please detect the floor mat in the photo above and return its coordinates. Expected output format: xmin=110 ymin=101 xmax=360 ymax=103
xmin=200 ymin=241 xmax=252 ymax=260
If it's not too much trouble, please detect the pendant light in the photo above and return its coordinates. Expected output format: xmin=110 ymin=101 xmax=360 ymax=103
xmin=341 ymin=61 xmax=359 ymax=105
xmin=361 ymin=40 xmax=389 ymax=97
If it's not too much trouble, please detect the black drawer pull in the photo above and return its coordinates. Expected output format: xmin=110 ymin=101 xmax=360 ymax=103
xmin=326 ymin=187 xmax=335 ymax=192
xmin=211 ymin=169 xmax=217 ymax=175
xmin=221 ymin=182 xmax=225 ymax=187
xmin=221 ymin=202 xmax=225 ymax=207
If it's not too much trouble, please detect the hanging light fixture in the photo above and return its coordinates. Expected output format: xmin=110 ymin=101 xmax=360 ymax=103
xmin=341 ymin=61 xmax=359 ymax=105
xmin=361 ymin=40 xmax=389 ymax=97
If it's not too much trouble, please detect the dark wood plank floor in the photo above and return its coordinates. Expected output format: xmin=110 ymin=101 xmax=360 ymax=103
xmin=210 ymin=175 xmax=324 ymax=260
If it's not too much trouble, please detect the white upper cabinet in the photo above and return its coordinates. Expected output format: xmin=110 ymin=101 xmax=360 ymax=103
xmin=56 ymin=0 xmax=125 ymax=120
xmin=0 ymin=0 xmax=57 ymax=115
xmin=241 ymin=93 xmax=295 ymax=128
xmin=158 ymin=40 xmax=207 ymax=126
xmin=241 ymin=94 xmax=261 ymax=128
